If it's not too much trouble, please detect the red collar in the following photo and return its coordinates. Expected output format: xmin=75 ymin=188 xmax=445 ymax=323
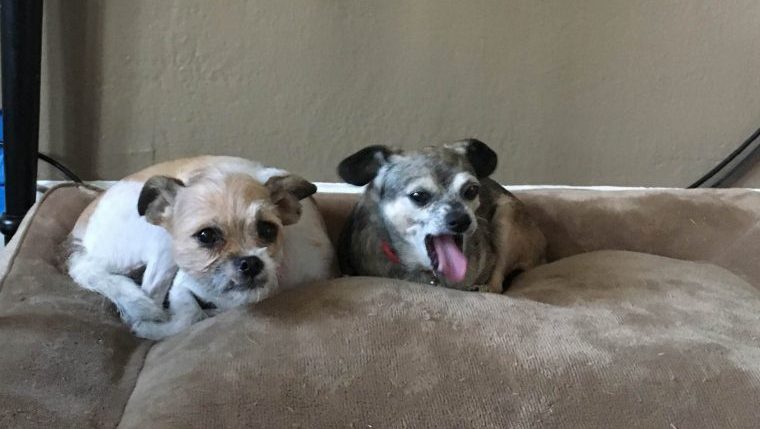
xmin=381 ymin=240 xmax=401 ymax=264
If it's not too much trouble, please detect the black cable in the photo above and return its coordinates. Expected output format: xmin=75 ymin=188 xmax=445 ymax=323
xmin=36 ymin=152 xmax=83 ymax=183
xmin=0 ymin=143 xmax=83 ymax=183
xmin=688 ymin=127 xmax=760 ymax=188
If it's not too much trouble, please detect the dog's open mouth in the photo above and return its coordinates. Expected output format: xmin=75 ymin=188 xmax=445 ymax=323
xmin=424 ymin=234 xmax=467 ymax=283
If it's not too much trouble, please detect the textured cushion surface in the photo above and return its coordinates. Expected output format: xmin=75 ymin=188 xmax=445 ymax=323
xmin=1 ymin=185 xmax=759 ymax=428
xmin=0 ymin=186 xmax=150 ymax=428
xmin=120 ymin=252 xmax=760 ymax=428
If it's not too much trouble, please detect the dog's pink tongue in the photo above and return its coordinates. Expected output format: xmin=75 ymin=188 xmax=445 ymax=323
xmin=432 ymin=235 xmax=467 ymax=282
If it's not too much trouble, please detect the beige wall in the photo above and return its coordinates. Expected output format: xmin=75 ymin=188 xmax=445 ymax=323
xmin=39 ymin=0 xmax=760 ymax=186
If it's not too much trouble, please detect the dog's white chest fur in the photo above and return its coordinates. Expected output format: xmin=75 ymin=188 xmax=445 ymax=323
xmin=83 ymin=181 xmax=173 ymax=273
xmin=277 ymin=199 xmax=335 ymax=288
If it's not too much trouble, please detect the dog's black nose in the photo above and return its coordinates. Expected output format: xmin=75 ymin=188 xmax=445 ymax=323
xmin=446 ymin=212 xmax=472 ymax=233
xmin=235 ymin=256 xmax=264 ymax=277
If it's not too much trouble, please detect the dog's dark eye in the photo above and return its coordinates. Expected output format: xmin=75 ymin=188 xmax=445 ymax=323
xmin=462 ymin=183 xmax=480 ymax=200
xmin=257 ymin=220 xmax=278 ymax=243
xmin=409 ymin=191 xmax=432 ymax=206
xmin=194 ymin=227 xmax=222 ymax=247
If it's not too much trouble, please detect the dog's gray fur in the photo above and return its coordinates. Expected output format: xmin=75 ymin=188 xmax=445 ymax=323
xmin=337 ymin=139 xmax=546 ymax=292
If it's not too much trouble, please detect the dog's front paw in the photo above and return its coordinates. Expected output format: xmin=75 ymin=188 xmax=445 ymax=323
xmin=131 ymin=314 xmax=199 ymax=340
xmin=142 ymin=304 xmax=170 ymax=322
xmin=120 ymin=294 xmax=169 ymax=324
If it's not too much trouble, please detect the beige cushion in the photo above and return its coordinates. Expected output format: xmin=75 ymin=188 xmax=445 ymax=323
xmin=0 ymin=186 xmax=150 ymax=428
xmin=1 ymin=185 xmax=759 ymax=428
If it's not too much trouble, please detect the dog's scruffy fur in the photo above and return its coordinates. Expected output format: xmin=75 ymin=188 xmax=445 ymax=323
xmin=337 ymin=139 xmax=545 ymax=292
xmin=66 ymin=156 xmax=336 ymax=339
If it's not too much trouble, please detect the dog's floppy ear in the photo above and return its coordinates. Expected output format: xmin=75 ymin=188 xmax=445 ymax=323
xmin=337 ymin=145 xmax=394 ymax=186
xmin=447 ymin=138 xmax=498 ymax=178
xmin=138 ymin=175 xmax=185 ymax=225
xmin=265 ymin=174 xmax=317 ymax=225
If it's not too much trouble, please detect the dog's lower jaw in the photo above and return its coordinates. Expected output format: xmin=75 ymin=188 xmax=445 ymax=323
xmin=194 ymin=276 xmax=279 ymax=311
xmin=222 ymin=275 xmax=269 ymax=293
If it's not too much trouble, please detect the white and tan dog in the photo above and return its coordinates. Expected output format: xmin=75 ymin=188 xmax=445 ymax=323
xmin=66 ymin=156 xmax=336 ymax=339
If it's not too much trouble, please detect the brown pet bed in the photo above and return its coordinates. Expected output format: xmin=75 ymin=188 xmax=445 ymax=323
xmin=1 ymin=185 xmax=759 ymax=428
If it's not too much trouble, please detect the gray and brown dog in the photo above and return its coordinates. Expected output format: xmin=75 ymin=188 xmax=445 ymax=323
xmin=337 ymin=139 xmax=546 ymax=293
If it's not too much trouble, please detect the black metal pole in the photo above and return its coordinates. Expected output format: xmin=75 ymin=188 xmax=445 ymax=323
xmin=0 ymin=0 xmax=43 ymax=243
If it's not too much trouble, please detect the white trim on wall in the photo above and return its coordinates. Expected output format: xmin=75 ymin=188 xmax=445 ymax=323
xmin=38 ymin=180 xmax=685 ymax=194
